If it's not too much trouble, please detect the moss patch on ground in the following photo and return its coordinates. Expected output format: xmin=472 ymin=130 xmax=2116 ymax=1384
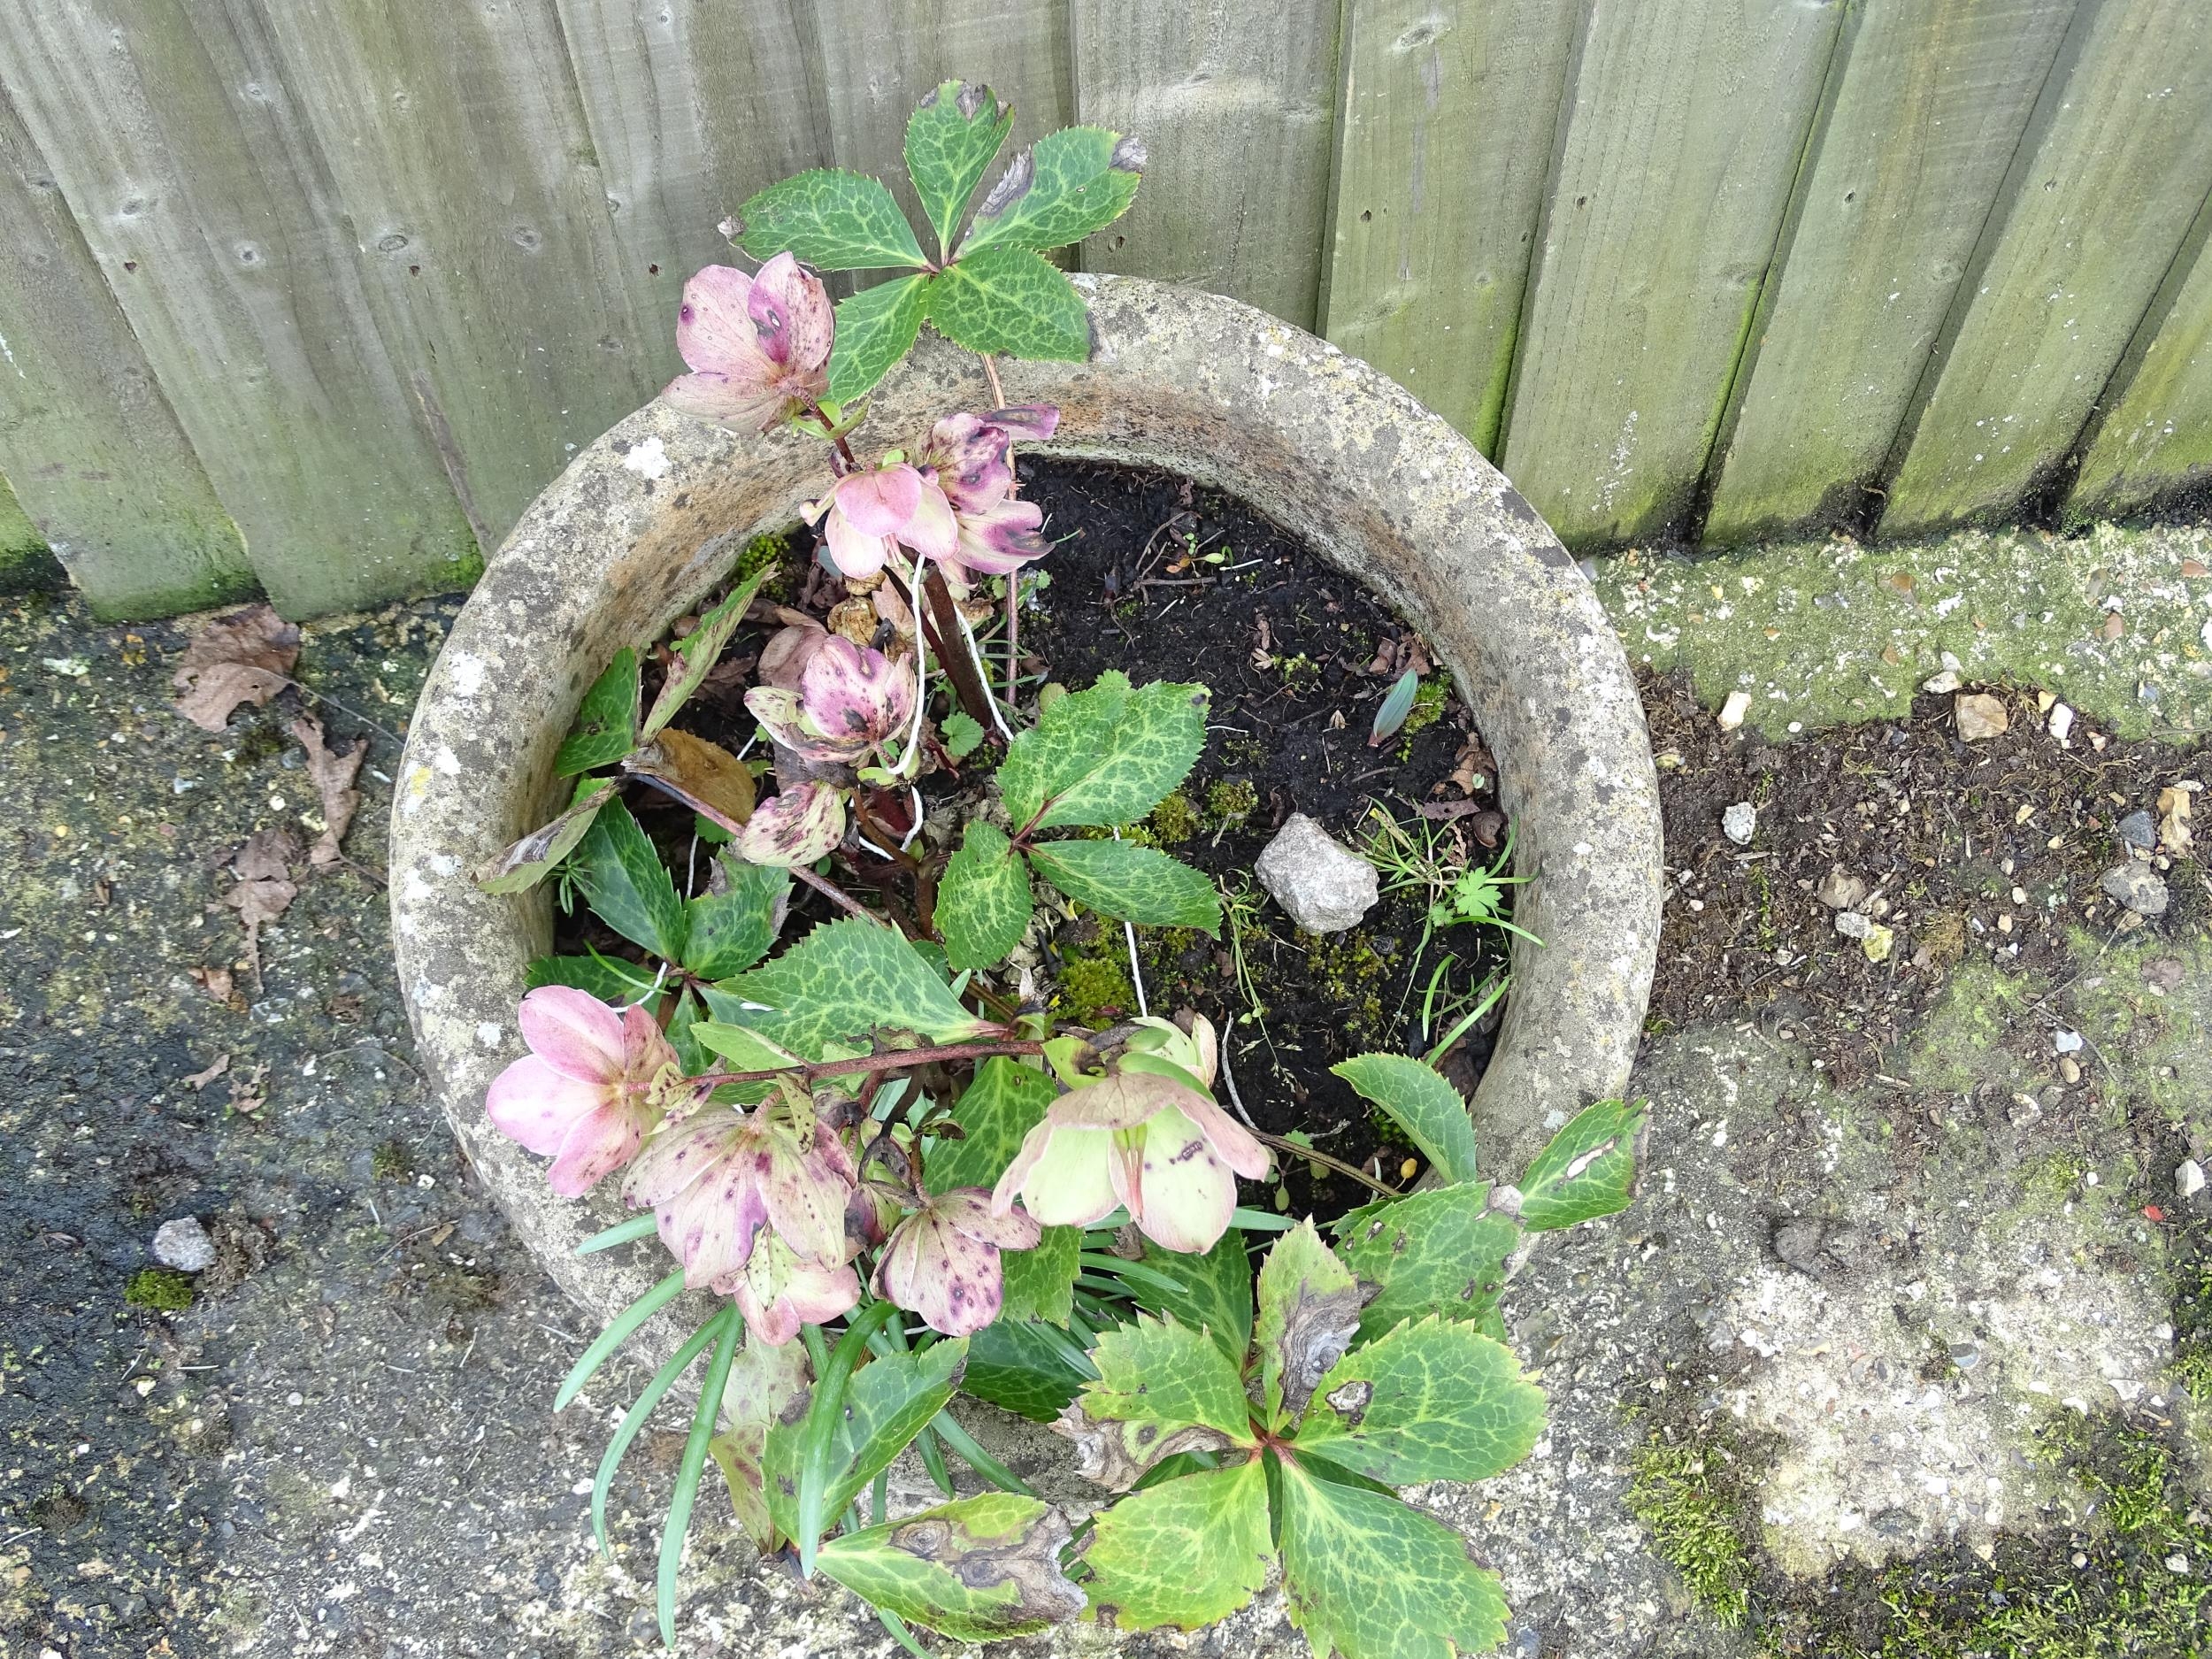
xmin=1594 ymin=521 xmax=2212 ymax=739
xmin=1624 ymin=1432 xmax=1764 ymax=1628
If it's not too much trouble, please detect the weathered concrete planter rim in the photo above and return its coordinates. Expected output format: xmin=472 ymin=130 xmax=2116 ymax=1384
xmin=389 ymin=273 xmax=1663 ymax=1346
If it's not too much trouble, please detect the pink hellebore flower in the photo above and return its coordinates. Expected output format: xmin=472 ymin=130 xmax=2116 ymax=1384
xmin=661 ymin=255 xmax=833 ymax=431
xmin=485 ymin=987 xmax=685 ymax=1197
xmin=732 ymin=1233 xmax=862 ymax=1346
xmin=874 ymin=1187 xmax=1042 ymax=1337
xmin=620 ymin=1105 xmax=857 ymax=1294
xmin=743 ymin=634 xmax=914 ymax=767
xmin=804 ymin=465 xmax=956 ymax=580
xmin=737 ymin=779 xmax=846 ymax=867
xmin=923 ymin=406 xmax=1060 ymax=592
xmin=990 ymin=1067 xmax=1271 ymax=1256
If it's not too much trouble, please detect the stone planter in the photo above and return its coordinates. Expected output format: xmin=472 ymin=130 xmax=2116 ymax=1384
xmin=389 ymin=273 xmax=1663 ymax=1340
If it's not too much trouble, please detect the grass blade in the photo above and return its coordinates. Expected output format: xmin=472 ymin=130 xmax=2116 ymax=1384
xmin=1425 ymin=973 xmax=1510 ymax=1067
xmin=796 ymin=1301 xmax=900 ymax=1576
xmin=1229 ymin=1206 xmax=1294 ymax=1232
xmin=591 ymin=1311 xmax=724 ymax=1555
xmin=929 ymin=1409 xmax=1036 ymax=1496
xmin=574 ymin=1213 xmax=659 ymax=1256
xmin=876 ymin=1605 xmax=930 ymax=1657
xmin=1076 ymin=1251 xmax=1187 ymax=1298
xmin=1369 ymin=668 xmax=1419 ymax=746
xmin=657 ymin=1304 xmax=742 ymax=1647
xmin=556 ymin=1268 xmax=686 ymax=1409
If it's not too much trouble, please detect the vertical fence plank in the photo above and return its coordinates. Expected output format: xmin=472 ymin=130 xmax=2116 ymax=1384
xmin=1878 ymin=0 xmax=2212 ymax=540
xmin=0 ymin=477 xmax=60 ymax=593
xmin=1070 ymin=0 xmax=1344 ymax=330
xmin=0 ymin=2 xmax=474 ymax=619
xmin=245 ymin=0 xmax=665 ymax=606
xmin=1499 ymin=0 xmax=1844 ymax=549
xmin=0 ymin=85 xmax=250 ymax=616
xmin=1321 ymin=0 xmax=1578 ymax=453
xmin=813 ymin=0 xmax=1072 ymax=230
xmin=550 ymin=0 xmax=830 ymax=335
xmin=1704 ymin=0 xmax=2076 ymax=545
xmin=2065 ymin=213 xmax=2212 ymax=522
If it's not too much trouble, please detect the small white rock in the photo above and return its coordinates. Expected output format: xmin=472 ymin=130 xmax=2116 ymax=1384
xmin=1920 ymin=669 xmax=1962 ymax=694
xmin=2047 ymin=703 xmax=2074 ymax=746
xmin=2179 ymin=1159 xmax=2207 ymax=1199
xmin=1721 ymin=802 xmax=1756 ymax=845
xmin=1255 ymin=814 xmax=1381 ymax=934
xmin=1717 ymin=690 xmax=1752 ymax=731
xmin=2053 ymin=1030 xmax=2083 ymax=1055
xmin=1834 ymin=910 xmax=1871 ymax=939
xmin=151 ymin=1216 xmax=216 ymax=1273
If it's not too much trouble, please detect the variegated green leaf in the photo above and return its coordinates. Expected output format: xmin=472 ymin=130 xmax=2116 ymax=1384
xmin=525 ymin=950 xmax=660 ymax=1003
xmin=937 ymin=819 xmax=1034 ymax=971
xmin=732 ymin=168 xmax=927 ymax=271
xmin=931 ymin=1056 xmax=1078 ymax=1324
xmin=1256 ymin=1221 xmax=1366 ymax=1430
xmin=964 ymin=1317 xmax=1089 ymax=1423
xmin=683 ymin=857 xmax=788 ymax=979
xmin=1027 ymin=838 xmax=1220 ymax=933
xmin=556 ymin=648 xmax=640 ymax=776
xmin=904 ymin=81 xmax=1015 ymax=260
xmin=961 ymin=125 xmax=1144 ymax=256
xmin=1292 ymin=1317 xmax=1544 ymax=1486
xmin=1130 ymin=1229 xmax=1253 ymax=1363
xmin=926 ymin=245 xmax=1090 ymax=361
xmin=1516 ymin=1097 xmax=1647 ymax=1232
xmin=997 ymin=672 xmax=1208 ymax=832
xmin=763 ymin=1338 xmax=967 ymax=1539
xmin=1332 ymin=1053 xmax=1482 ymax=1187
xmin=715 ymin=917 xmax=989 ymax=1058
xmin=826 ymin=274 xmax=930 ymax=403
xmin=571 ymin=795 xmax=687 ymax=962
xmin=1332 ymin=1183 xmax=1518 ymax=1344
xmin=818 ymin=1492 xmax=1084 ymax=1640
xmin=1083 ymin=1459 xmax=1271 ymax=1632
xmin=641 ymin=565 xmax=775 ymax=740
xmin=1082 ymin=1314 xmax=1253 ymax=1445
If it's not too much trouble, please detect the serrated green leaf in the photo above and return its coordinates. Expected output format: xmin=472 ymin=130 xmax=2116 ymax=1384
xmin=557 ymin=649 xmax=641 ymax=776
xmin=964 ymin=1317 xmax=1088 ymax=1422
xmin=904 ymin=81 xmax=1015 ymax=260
xmin=998 ymin=672 xmax=1208 ymax=832
xmin=827 ymin=274 xmax=930 ymax=403
xmin=1517 ymin=1097 xmax=1647 ymax=1232
xmin=1332 ymin=1054 xmax=1481 ymax=1187
xmin=999 ymin=1226 xmax=1080 ymax=1325
xmin=1276 ymin=1456 xmax=1509 ymax=1659
xmin=641 ymin=565 xmax=774 ymax=740
xmin=526 ymin=951 xmax=660 ymax=1003
xmin=716 ymin=917 xmax=989 ymax=1058
xmin=664 ymin=985 xmax=709 ymax=1078
xmin=1333 ymin=1184 xmax=1519 ymax=1344
xmin=478 ymin=780 xmax=618 ymax=894
xmin=929 ymin=1056 xmax=1078 ymax=1324
xmin=1292 ymin=1317 xmax=1544 ymax=1486
xmin=1256 ymin=1221 xmax=1366 ymax=1430
xmin=733 ymin=167 xmax=927 ymax=271
xmin=1130 ymin=1229 xmax=1253 ymax=1363
xmin=1084 ymin=1460 xmax=1271 ymax=1632
xmin=939 ymin=710 xmax=986 ymax=760
xmin=764 ymin=1338 xmax=968 ymax=1539
xmin=571 ymin=795 xmax=687 ymax=962
xmin=961 ymin=125 xmax=1143 ymax=256
xmin=683 ymin=857 xmax=789 ymax=979
xmin=1027 ymin=840 xmax=1221 ymax=933
xmin=818 ymin=1492 xmax=1083 ymax=1640
xmin=1083 ymin=1315 xmax=1253 ymax=1445
xmin=688 ymin=1019 xmax=808 ymax=1073
xmin=937 ymin=820 xmax=1034 ymax=971
xmin=926 ymin=246 xmax=1089 ymax=361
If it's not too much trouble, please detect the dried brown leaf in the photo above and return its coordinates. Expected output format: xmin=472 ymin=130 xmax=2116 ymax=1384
xmin=183 ymin=1054 xmax=231 ymax=1090
xmin=172 ymin=605 xmax=300 ymax=731
xmin=621 ymin=727 xmax=756 ymax=829
xmin=289 ymin=716 xmax=364 ymax=867
xmin=189 ymin=965 xmax=234 ymax=1003
xmin=230 ymin=827 xmax=299 ymax=884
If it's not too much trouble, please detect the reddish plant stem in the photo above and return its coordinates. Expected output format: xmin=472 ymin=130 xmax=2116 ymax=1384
xmin=918 ymin=565 xmax=996 ymax=731
xmin=799 ymin=395 xmax=858 ymax=475
xmin=695 ymin=1037 xmax=1044 ymax=1088
xmin=790 ymin=860 xmax=877 ymax=922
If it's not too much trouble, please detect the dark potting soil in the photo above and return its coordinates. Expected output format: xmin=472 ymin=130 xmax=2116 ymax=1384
xmin=553 ymin=457 xmax=1517 ymax=1220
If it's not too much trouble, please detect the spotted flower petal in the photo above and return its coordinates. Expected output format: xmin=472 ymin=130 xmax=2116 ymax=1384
xmin=518 ymin=985 xmax=628 ymax=1083
xmin=949 ymin=495 xmax=1050 ymax=580
xmin=745 ymin=251 xmax=833 ymax=373
xmin=875 ymin=1187 xmax=1041 ymax=1337
xmin=1120 ymin=1103 xmax=1239 ymax=1254
xmin=727 ymin=1233 xmax=861 ymax=1346
xmin=484 ymin=987 xmax=669 ymax=1195
xmin=737 ymin=780 xmax=845 ymax=867
xmin=796 ymin=636 xmax=914 ymax=756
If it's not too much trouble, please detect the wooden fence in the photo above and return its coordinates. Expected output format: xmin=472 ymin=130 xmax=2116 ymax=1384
xmin=3 ymin=0 xmax=2209 ymax=618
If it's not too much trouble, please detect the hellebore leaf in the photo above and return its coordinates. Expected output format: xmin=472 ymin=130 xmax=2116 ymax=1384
xmin=526 ymin=949 xmax=662 ymax=1004
xmin=474 ymin=780 xmax=618 ymax=894
xmin=731 ymin=167 xmax=927 ymax=272
xmin=1082 ymin=1459 xmax=1271 ymax=1632
xmin=571 ymin=795 xmax=687 ymax=963
xmin=1331 ymin=1053 xmax=1481 ymax=1187
xmin=932 ymin=1058 xmax=1078 ymax=1325
xmin=1275 ymin=1455 xmax=1510 ymax=1659
xmin=926 ymin=246 xmax=1090 ymax=361
xmin=998 ymin=671 xmax=1208 ymax=832
xmin=1026 ymin=839 xmax=1220 ymax=933
xmin=715 ymin=917 xmax=990 ymax=1058
xmin=937 ymin=820 xmax=1035 ymax=972
xmin=556 ymin=648 xmax=640 ymax=777
xmin=904 ymin=81 xmax=1016 ymax=260
xmin=687 ymin=1018 xmax=807 ymax=1075
xmin=1056 ymin=1321 xmax=1249 ymax=1493
xmin=826 ymin=274 xmax=929 ymax=403
xmin=1255 ymin=1221 xmax=1367 ymax=1430
xmin=763 ymin=1337 xmax=968 ymax=1540
xmin=818 ymin=1493 xmax=1084 ymax=1641
xmin=961 ymin=125 xmax=1144 ymax=257
xmin=621 ymin=726 xmax=756 ymax=832
xmin=1515 ymin=1097 xmax=1648 ymax=1232
xmin=705 ymin=1329 xmax=813 ymax=1548
xmin=1331 ymin=1183 xmax=1518 ymax=1345
xmin=641 ymin=564 xmax=776 ymax=740
xmin=1291 ymin=1316 xmax=1544 ymax=1486
xmin=683 ymin=857 xmax=789 ymax=980
xmin=1130 ymin=1229 xmax=1253 ymax=1364
xmin=964 ymin=1317 xmax=1090 ymax=1422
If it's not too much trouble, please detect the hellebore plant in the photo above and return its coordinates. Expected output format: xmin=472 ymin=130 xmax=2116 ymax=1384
xmin=472 ymin=80 xmax=1636 ymax=1657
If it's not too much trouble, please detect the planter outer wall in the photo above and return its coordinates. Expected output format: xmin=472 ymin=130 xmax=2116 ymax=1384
xmin=390 ymin=274 xmax=1663 ymax=1327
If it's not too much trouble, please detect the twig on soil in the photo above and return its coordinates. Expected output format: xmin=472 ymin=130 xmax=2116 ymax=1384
xmin=1217 ymin=1030 xmax=1259 ymax=1132
xmin=1251 ymin=1127 xmax=1401 ymax=1197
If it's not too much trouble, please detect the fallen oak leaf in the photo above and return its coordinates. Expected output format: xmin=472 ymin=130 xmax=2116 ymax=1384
xmin=230 ymin=827 xmax=299 ymax=884
xmin=183 ymin=1054 xmax=231 ymax=1090
xmin=289 ymin=716 xmax=363 ymax=867
xmin=172 ymin=604 xmax=300 ymax=732
xmin=188 ymin=965 xmax=234 ymax=1003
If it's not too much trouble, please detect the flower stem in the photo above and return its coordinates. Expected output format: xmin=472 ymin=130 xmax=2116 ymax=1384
xmin=789 ymin=861 xmax=876 ymax=922
xmin=1249 ymin=1128 xmax=1403 ymax=1197
xmin=694 ymin=1037 xmax=1045 ymax=1088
